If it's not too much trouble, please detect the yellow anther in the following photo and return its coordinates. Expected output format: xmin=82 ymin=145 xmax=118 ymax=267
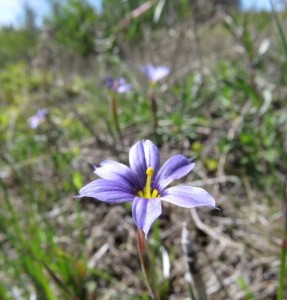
xmin=151 ymin=189 xmax=158 ymax=198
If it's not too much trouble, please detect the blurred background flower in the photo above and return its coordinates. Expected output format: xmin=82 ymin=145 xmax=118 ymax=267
xmin=28 ymin=108 xmax=48 ymax=129
xmin=105 ymin=77 xmax=132 ymax=93
xmin=140 ymin=64 xmax=170 ymax=83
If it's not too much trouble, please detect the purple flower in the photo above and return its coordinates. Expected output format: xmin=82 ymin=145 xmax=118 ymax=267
xmin=140 ymin=64 xmax=170 ymax=82
xmin=78 ymin=140 xmax=215 ymax=237
xmin=105 ymin=77 xmax=132 ymax=94
xmin=28 ymin=109 xmax=48 ymax=129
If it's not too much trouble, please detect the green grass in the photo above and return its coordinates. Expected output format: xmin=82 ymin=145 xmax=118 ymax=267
xmin=0 ymin=4 xmax=287 ymax=299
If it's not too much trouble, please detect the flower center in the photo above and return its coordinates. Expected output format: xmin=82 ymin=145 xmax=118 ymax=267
xmin=137 ymin=167 xmax=159 ymax=199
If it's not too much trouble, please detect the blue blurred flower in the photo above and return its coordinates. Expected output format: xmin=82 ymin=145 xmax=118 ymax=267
xmin=141 ymin=64 xmax=170 ymax=83
xmin=29 ymin=109 xmax=48 ymax=129
xmin=105 ymin=77 xmax=132 ymax=93
xmin=78 ymin=140 xmax=215 ymax=237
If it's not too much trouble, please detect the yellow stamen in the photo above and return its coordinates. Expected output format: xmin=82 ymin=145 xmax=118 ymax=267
xmin=144 ymin=167 xmax=154 ymax=198
xmin=137 ymin=167 xmax=160 ymax=199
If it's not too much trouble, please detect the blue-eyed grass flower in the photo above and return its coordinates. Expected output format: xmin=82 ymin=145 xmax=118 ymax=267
xmin=78 ymin=140 xmax=215 ymax=238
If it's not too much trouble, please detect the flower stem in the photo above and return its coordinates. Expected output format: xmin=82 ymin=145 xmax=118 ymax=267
xmin=137 ymin=229 xmax=160 ymax=300
xmin=111 ymin=94 xmax=123 ymax=140
xmin=149 ymin=93 xmax=158 ymax=132
xmin=148 ymin=93 xmax=162 ymax=146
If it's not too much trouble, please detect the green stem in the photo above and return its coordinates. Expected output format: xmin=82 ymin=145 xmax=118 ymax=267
xmin=270 ymin=0 xmax=287 ymax=59
xmin=111 ymin=94 xmax=123 ymax=140
xmin=149 ymin=93 xmax=158 ymax=132
xmin=137 ymin=229 xmax=160 ymax=300
xmin=148 ymin=93 xmax=162 ymax=146
xmin=277 ymin=178 xmax=287 ymax=300
xmin=277 ymin=243 xmax=287 ymax=300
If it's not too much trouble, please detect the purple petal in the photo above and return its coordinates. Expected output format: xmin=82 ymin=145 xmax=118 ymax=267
xmin=78 ymin=179 xmax=135 ymax=203
xmin=94 ymin=160 xmax=141 ymax=190
xmin=142 ymin=140 xmax=160 ymax=174
xmin=160 ymin=186 xmax=216 ymax=208
xmin=36 ymin=109 xmax=48 ymax=118
xmin=29 ymin=116 xmax=41 ymax=129
xmin=154 ymin=155 xmax=195 ymax=191
xmin=105 ymin=77 xmax=132 ymax=93
xmin=114 ymin=78 xmax=131 ymax=93
xmin=105 ymin=77 xmax=114 ymax=89
xmin=29 ymin=109 xmax=48 ymax=129
xmin=141 ymin=65 xmax=170 ymax=82
xmin=129 ymin=140 xmax=160 ymax=187
xmin=140 ymin=65 xmax=153 ymax=80
xmin=132 ymin=197 xmax=162 ymax=238
xmin=151 ymin=66 xmax=170 ymax=82
xmin=117 ymin=84 xmax=132 ymax=93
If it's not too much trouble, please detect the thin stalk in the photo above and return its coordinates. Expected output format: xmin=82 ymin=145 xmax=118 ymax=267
xmin=270 ymin=0 xmax=287 ymax=59
xmin=270 ymin=0 xmax=287 ymax=83
xmin=111 ymin=94 xmax=123 ymax=141
xmin=277 ymin=178 xmax=287 ymax=300
xmin=149 ymin=93 xmax=158 ymax=133
xmin=104 ymin=118 xmax=120 ymax=158
xmin=137 ymin=229 xmax=160 ymax=300
xmin=148 ymin=92 xmax=162 ymax=145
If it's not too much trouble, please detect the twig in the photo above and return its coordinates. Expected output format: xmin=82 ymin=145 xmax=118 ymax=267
xmin=190 ymin=208 xmax=243 ymax=250
xmin=116 ymin=1 xmax=155 ymax=32
xmin=88 ymin=243 xmax=109 ymax=269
